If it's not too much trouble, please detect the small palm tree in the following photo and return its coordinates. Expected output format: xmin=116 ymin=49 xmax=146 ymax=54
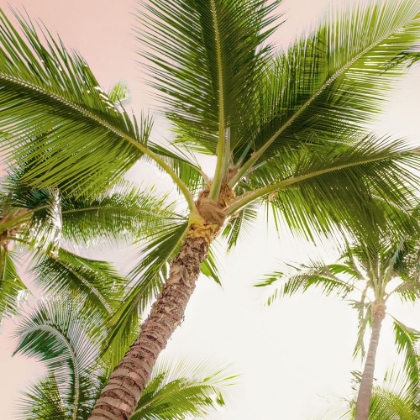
xmin=257 ymin=232 xmax=420 ymax=420
xmin=13 ymin=297 xmax=237 ymax=420
xmin=321 ymin=345 xmax=420 ymax=420
xmin=1 ymin=1 xmax=420 ymax=418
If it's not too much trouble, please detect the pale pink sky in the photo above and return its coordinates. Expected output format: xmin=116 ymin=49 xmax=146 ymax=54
xmin=0 ymin=1 xmax=419 ymax=419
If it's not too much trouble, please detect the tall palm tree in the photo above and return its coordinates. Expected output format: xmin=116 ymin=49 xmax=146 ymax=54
xmin=13 ymin=296 xmax=237 ymax=420
xmin=1 ymin=1 xmax=420 ymax=418
xmin=257 ymin=233 xmax=420 ymax=420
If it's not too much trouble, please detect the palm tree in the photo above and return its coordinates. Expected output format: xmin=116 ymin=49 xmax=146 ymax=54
xmin=13 ymin=296 xmax=236 ymax=420
xmin=257 ymin=233 xmax=420 ymax=420
xmin=1 ymin=1 xmax=420 ymax=418
xmin=319 ymin=345 xmax=420 ymax=419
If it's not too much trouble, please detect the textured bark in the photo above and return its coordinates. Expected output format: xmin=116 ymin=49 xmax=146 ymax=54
xmin=89 ymin=184 xmax=233 ymax=420
xmin=355 ymin=301 xmax=386 ymax=420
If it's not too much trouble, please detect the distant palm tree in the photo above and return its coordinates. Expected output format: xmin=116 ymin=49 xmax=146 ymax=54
xmin=13 ymin=297 xmax=236 ymax=420
xmin=1 ymin=1 xmax=420 ymax=418
xmin=258 ymin=233 xmax=420 ymax=420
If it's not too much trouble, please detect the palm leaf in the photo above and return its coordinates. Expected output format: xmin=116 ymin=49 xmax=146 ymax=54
xmin=60 ymin=181 xmax=181 ymax=246
xmin=136 ymin=0 xmax=280 ymax=154
xmin=391 ymin=317 xmax=420 ymax=386
xmin=31 ymin=248 xmax=129 ymax=316
xmin=222 ymin=200 xmax=259 ymax=252
xmin=200 ymin=243 xmax=223 ymax=286
xmin=132 ymin=357 xmax=237 ymax=420
xmin=234 ymin=136 xmax=420 ymax=241
xmin=0 ymin=249 xmax=27 ymax=320
xmin=13 ymin=298 xmax=103 ymax=420
xmin=237 ymin=0 xmax=420 ymax=169
xmin=16 ymin=374 xmax=68 ymax=420
xmin=0 ymin=9 xmax=152 ymax=195
xmin=256 ymin=260 xmax=356 ymax=306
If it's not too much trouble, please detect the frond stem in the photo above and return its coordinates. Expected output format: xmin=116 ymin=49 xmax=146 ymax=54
xmin=209 ymin=0 xmax=229 ymax=201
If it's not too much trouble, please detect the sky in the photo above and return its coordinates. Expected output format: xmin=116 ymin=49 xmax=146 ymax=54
xmin=0 ymin=0 xmax=420 ymax=419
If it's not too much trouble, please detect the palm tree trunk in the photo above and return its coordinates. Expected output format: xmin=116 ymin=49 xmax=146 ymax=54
xmin=355 ymin=301 xmax=386 ymax=420
xmin=89 ymin=187 xmax=231 ymax=420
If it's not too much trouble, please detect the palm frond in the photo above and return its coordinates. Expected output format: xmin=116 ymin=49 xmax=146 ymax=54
xmin=132 ymin=356 xmax=237 ymax=420
xmin=351 ymin=300 xmax=371 ymax=360
xmin=12 ymin=298 xmax=104 ymax=420
xmin=60 ymin=181 xmax=181 ymax=246
xmin=135 ymin=0 xmax=280 ymax=155
xmin=391 ymin=317 xmax=420 ymax=386
xmin=31 ymin=248 xmax=129 ymax=316
xmin=0 ymin=249 xmax=27 ymax=320
xmin=237 ymin=0 xmax=420 ymax=170
xmin=147 ymin=142 xmax=205 ymax=194
xmin=236 ymin=136 xmax=420 ymax=241
xmin=222 ymin=201 xmax=259 ymax=252
xmin=200 ymin=243 xmax=223 ymax=286
xmin=0 ymin=9 xmax=152 ymax=195
xmin=257 ymin=260 xmax=356 ymax=306
xmin=16 ymin=374 xmax=68 ymax=420
xmin=105 ymin=221 xmax=189 ymax=355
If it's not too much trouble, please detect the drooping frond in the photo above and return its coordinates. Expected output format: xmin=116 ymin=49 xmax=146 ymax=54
xmin=60 ymin=181 xmax=181 ymax=246
xmin=13 ymin=298 xmax=104 ymax=420
xmin=351 ymin=300 xmax=372 ymax=360
xmin=132 ymin=357 xmax=237 ymax=419
xmin=200 ymin=243 xmax=223 ymax=286
xmin=391 ymin=317 xmax=420 ymax=386
xmin=222 ymin=200 xmax=259 ymax=252
xmin=105 ymin=221 xmax=189 ymax=353
xmin=16 ymin=374 xmax=68 ymax=420
xmin=256 ymin=260 xmax=356 ymax=306
xmin=231 ymin=136 xmax=420 ymax=241
xmin=31 ymin=248 xmax=129 ymax=316
xmin=0 ymin=9 xmax=152 ymax=195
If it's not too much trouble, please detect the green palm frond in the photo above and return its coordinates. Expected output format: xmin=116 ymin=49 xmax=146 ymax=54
xmin=0 ymin=249 xmax=27 ymax=320
xmin=16 ymin=374 xmax=68 ymax=420
xmin=222 ymin=201 xmax=259 ymax=252
xmin=256 ymin=260 xmax=356 ymax=306
xmin=60 ymin=181 xmax=181 ymax=245
xmin=234 ymin=0 xmax=420 ymax=176
xmin=0 ymin=9 xmax=152 ymax=195
xmin=233 ymin=136 xmax=420 ymax=241
xmin=13 ymin=298 xmax=103 ymax=420
xmin=108 ymin=80 xmax=130 ymax=104
xmin=391 ymin=317 xmax=420 ymax=386
xmin=351 ymin=300 xmax=372 ymax=360
xmin=147 ymin=142 xmax=205 ymax=194
xmin=31 ymin=248 xmax=129 ymax=316
xmin=105 ymin=221 xmax=189 ymax=354
xmin=14 ymin=299 xmax=236 ymax=420
xmin=132 ymin=357 xmax=237 ymax=420
xmin=200 ymin=244 xmax=223 ymax=286
xmin=136 ymin=0 xmax=280 ymax=154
